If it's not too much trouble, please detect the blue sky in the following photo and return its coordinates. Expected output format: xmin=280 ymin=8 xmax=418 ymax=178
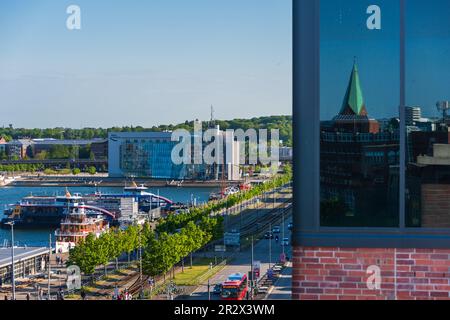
xmin=0 ymin=0 xmax=292 ymax=128
xmin=320 ymin=0 xmax=450 ymax=121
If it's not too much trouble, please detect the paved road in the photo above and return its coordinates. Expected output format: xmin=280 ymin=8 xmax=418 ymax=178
xmin=189 ymin=216 xmax=293 ymax=300
xmin=265 ymin=262 xmax=292 ymax=300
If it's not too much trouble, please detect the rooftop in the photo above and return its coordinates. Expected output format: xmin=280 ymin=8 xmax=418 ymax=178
xmin=7 ymin=138 xmax=107 ymax=146
xmin=418 ymin=144 xmax=450 ymax=166
xmin=109 ymin=132 xmax=174 ymax=140
xmin=0 ymin=247 xmax=48 ymax=268
xmin=32 ymin=138 xmax=107 ymax=145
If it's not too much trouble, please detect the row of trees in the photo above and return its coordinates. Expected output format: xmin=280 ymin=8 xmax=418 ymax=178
xmin=1 ymin=115 xmax=293 ymax=147
xmin=0 ymin=164 xmax=98 ymax=174
xmin=142 ymin=222 xmax=210 ymax=277
xmin=68 ymin=169 xmax=292 ymax=279
xmin=68 ymin=217 xmax=221 ymax=277
xmin=42 ymin=166 xmax=97 ymax=175
xmin=157 ymin=167 xmax=292 ymax=234
xmin=68 ymin=224 xmax=153 ymax=275
xmin=0 ymin=163 xmax=44 ymax=173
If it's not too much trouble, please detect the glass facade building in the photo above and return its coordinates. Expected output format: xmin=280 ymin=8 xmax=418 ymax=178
xmin=119 ymin=137 xmax=187 ymax=179
xmin=109 ymin=132 xmax=190 ymax=179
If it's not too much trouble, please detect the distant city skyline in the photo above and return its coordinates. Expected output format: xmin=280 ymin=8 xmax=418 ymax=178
xmin=0 ymin=0 xmax=292 ymax=128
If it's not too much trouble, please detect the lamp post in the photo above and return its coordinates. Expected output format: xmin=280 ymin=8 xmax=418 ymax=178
xmin=250 ymin=235 xmax=254 ymax=300
xmin=269 ymin=223 xmax=272 ymax=270
xmin=207 ymin=278 xmax=211 ymax=301
xmin=282 ymin=211 xmax=285 ymax=256
xmin=6 ymin=221 xmax=16 ymax=300
xmin=48 ymin=234 xmax=52 ymax=300
xmin=139 ymin=226 xmax=144 ymax=299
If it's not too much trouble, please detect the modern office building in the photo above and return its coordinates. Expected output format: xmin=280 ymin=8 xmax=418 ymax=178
xmin=108 ymin=130 xmax=241 ymax=180
xmin=406 ymin=106 xmax=422 ymax=126
xmin=32 ymin=138 xmax=108 ymax=159
xmin=3 ymin=138 xmax=108 ymax=160
xmin=108 ymin=132 xmax=187 ymax=179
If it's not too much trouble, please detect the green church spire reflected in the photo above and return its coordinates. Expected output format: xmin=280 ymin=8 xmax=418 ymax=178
xmin=339 ymin=60 xmax=367 ymax=116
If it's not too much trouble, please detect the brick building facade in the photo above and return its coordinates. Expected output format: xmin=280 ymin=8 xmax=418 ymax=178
xmin=293 ymin=247 xmax=450 ymax=300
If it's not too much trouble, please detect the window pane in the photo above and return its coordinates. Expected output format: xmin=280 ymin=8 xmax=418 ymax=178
xmin=405 ymin=0 xmax=450 ymax=228
xmin=320 ymin=0 xmax=400 ymax=227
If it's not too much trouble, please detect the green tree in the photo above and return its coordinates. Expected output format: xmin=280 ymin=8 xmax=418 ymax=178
xmin=68 ymin=234 xmax=101 ymax=275
xmin=143 ymin=233 xmax=175 ymax=278
xmin=87 ymin=166 xmax=97 ymax=175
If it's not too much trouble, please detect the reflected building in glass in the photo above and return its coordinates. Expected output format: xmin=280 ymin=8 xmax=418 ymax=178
xmin=406 ymin=106 xmax=450 ymax=228
xmin=320 ymin=62 xmax=400 ymax=227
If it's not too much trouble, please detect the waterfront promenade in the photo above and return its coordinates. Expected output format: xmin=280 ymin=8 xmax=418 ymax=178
xmin=0 ymin=183 xmax=292 ymax=300
xmin=9 ymin=174 xmax=244 ymax=188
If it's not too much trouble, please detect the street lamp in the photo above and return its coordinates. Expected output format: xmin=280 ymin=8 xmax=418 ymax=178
xmin=207 ymin=279 xmax=211 ymax=301
xmin=6 ymin=221 xmax=16 ymax=300
xmin=282 ymin=211 xmax=285 ymax=256
xmin=250 ymin=235 xmax=254 ymax=300
xmin=269 ymin=223 xmax=272 ymax=270
xmin=139 ymin=227 xmax=144 ymax=300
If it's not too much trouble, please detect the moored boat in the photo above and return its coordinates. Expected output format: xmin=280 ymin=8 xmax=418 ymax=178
xmin=55 ymin=205 xmax=109 ymax=253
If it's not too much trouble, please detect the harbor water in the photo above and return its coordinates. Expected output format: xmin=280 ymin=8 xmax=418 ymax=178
xmin=0 ymin=186 xmax=215 ymax=247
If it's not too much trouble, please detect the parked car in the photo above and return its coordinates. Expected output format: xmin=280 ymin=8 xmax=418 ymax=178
xmin=272 ymin=226 xmax=281 ymax=234
xmin=264 ymin=231 xmax=274 ymax=239
xmin=281 ymin=238 xmax=290 ymax=246
xmin=213 ymin=283 xmax=222 ymax=295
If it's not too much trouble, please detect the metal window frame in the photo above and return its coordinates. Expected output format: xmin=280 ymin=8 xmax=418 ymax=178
xmin=293 ymin=0 xmax=450 ymax=249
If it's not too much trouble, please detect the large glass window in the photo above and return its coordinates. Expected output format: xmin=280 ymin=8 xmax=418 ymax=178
xmin=405 ymin=0 xmax=450 ymax=228
xmin=320 ymin=0 xmax=400 ymax=227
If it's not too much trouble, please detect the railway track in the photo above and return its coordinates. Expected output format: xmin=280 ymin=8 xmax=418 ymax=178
xmin=128 ymin=275 xmax=150 ymax=296
xmin=118 ymin=188 xmax=293 ymax=298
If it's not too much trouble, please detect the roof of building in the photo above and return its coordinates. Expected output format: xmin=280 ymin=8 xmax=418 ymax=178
xmin=32 ymin=138 xmax=107 ymax=145
xmin=0 ymin=247 xmax=48 ymax=268
xmin=339 ymin=62 xmax=367 ymax=116
xmin=417 ymin=144 xmax=450 ymax=166
xmin=7 ymin=139 xmax=34 ymax=145
xmin=6 ymin=139 xmax=107 ymax=146
xmin=108 ymin=132 xmax=173 ymax=140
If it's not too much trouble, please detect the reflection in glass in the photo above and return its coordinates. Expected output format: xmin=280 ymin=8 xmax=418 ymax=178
xmin=320 ymin=0 xmax=400 ymax=227
xmin=405 ymin=0 xmax=450 ymax=228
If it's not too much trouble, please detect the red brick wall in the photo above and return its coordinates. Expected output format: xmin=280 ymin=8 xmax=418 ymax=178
xmin=293 ymin=247 xmax=450 ymax=300
xmin=422 ymin=184 xmax=450 ymax=228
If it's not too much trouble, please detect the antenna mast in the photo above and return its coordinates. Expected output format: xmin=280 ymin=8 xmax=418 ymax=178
xmin=436 ymin=101 xmax=450 ymax=123
xmin=210 ymin=105 xmax=215 ymax=127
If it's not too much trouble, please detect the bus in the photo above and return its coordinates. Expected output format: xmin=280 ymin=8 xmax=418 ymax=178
xmin=220 ymin=273 xmax=248 ymax=300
